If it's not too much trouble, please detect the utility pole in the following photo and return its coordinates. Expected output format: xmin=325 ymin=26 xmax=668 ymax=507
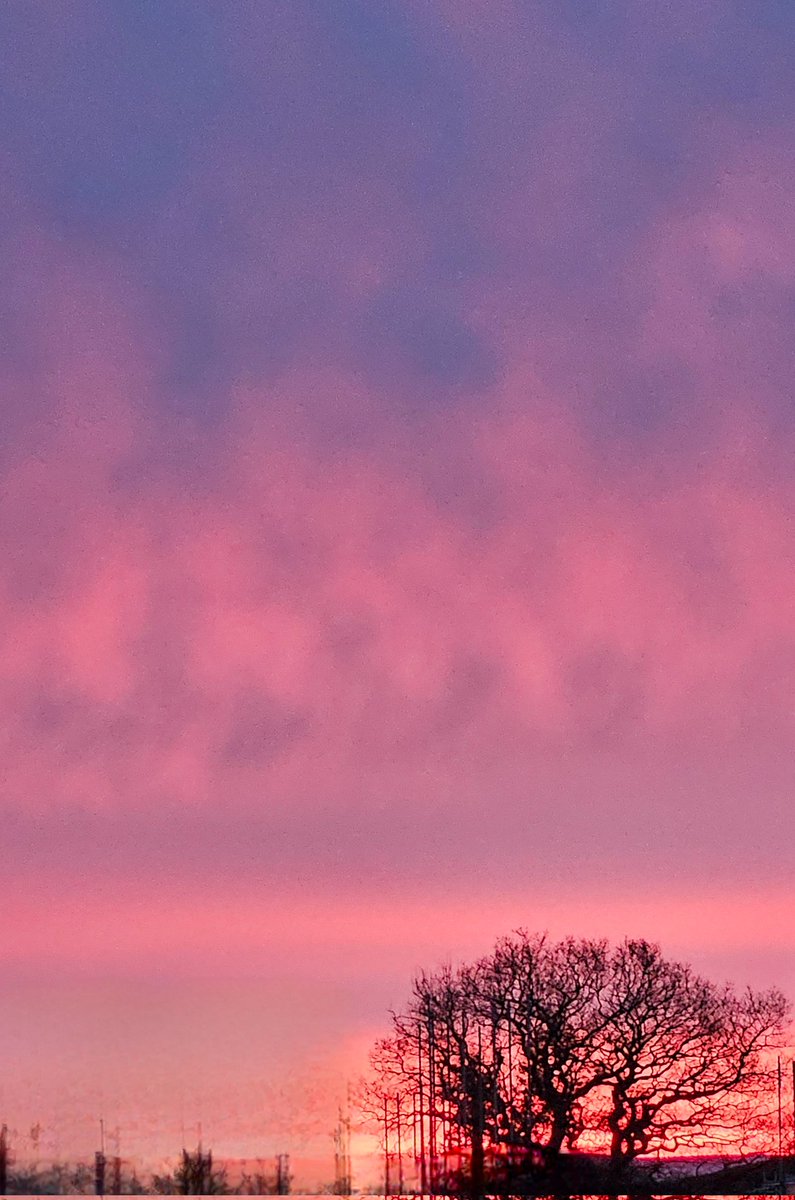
xmin=111 ymin=1155 xmax=122 ymax=1196
xmin=334 ymin=1112 xmax=341 ymax=1194
xmin=95 ymin=1120 xmax=106 ymax=1197
xmin=110 ymin=1125 xmax=122 ymax=1196
xmin=506 ymin=1005 xmax=514 ymax=1175
xmin=417 ymin=1019 xmax=427 ymax=1196
xmin=778 ymin=1056 xmax=785 ymax=1193
xmin=443 ymin=1020 xmax=453 ymax=1189
xmin=347 ymin=1084 xmax=353 ymax=1196
xmin=396 ymin=1092 xmax=404 ymax=1195
xmin=383 ymin=1094 xmax=390 ymax=1197
xmin=428 ymin=1010 xmax=437 ymax=1196
xmin=276 ymin=1152 xmax=290 ymax=1195
xmin=333 ymin=1106 xmax=351 ymax=1195
xmin=0 ymin=1124 xmax=8 ymax=1194
xmin=411 ymin=1097 xmax=418 ymax=1195
xmin=95 ymin=1150 xmax=106 ymax=1196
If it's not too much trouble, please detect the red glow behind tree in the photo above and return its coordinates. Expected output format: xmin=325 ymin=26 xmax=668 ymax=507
xmin=365 ymin=931 xmax=789 ymax=1192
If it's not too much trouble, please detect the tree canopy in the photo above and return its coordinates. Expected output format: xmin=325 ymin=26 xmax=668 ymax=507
xmin=366 ymin=931 xmax=789 ymax=1194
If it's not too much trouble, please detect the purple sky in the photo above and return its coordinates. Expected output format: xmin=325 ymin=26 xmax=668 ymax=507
xmin=1 ymin=0 xmax=794 ymax=1181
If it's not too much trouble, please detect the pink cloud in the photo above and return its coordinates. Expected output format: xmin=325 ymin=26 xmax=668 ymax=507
xmin=3 ymin=3 xmax=795 ymax=1173
xmin=1 ymin=337 xmax=794 ymax=823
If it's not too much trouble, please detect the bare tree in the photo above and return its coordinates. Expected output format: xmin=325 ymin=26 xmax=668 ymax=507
xmin=368 ymin=931 xmax=790 ymax=1194
xmin=357 ymin=1045 xmax=413 ymax=1195
xmin=238 ymin=1168 xmax=277 ymax=1195
xmin=588 ymin=939 xmax=788 ymax=1183
xmin=153 ymin=1146 xmax=231 ymax=1195
xmin=482 ymin=933 xmax=618 ymax=1160
xmin=392 ymin=963 xmax=497 ymax=1197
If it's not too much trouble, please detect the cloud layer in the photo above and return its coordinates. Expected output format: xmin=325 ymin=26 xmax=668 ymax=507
xmin=1 ymin=0 xmax=794 ymax=1165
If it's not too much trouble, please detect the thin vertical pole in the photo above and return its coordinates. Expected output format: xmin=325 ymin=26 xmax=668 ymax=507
xmin=412 ymin=1095 xmax=418 ymax=1164
xmin=384 ymin=1094 xmax=390 ymax=1197
xmin=94 ymin=1149 xmax=106 ymax=1197
xmin=347 ymin=1086 xmax=353 ymax=1196
xmin=478 ymin=1021 xmax=484 ymax=1167
xmin=0 ymin=1125 xmax=7 ymax=1195
xmin=396 ymin=1093 xmax=404 ymax=1195
xmin=334 ymin=1106 xmax=343 ymax=1194
xmin=778 ymin=1056 xmax=784 ymax=1190
xmin=428 ymin=1012 xmax=436 ymax=1194
xmin=417 ymin=1019 xmax=427 ymax=1196
xmin=444 ymin=1017 xmax=452 ymax=1186
xmin=506 ymin=1006 xmax=514 ymax=1168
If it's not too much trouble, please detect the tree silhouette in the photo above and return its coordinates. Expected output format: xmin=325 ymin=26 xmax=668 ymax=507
xmin=153 ymin=1146 xmax=230 ymax=1195
xmin=367 ymin=930 xmax=789 ymax=1193
xmin=593 ymin=939 xmax=786 ymax=1180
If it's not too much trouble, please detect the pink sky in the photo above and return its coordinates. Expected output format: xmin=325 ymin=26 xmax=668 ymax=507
xmin=1 ymin=1 xmax=795 ymax=1183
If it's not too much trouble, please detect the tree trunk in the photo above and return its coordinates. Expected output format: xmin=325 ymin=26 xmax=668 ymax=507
xmin=469 ymin=1128 xmax=485 ymax=1200
xmin=607 ymin=1138 xmax=634 ymax=1193
xmin=547 ymin=1107 xmax=567 ymax=1157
